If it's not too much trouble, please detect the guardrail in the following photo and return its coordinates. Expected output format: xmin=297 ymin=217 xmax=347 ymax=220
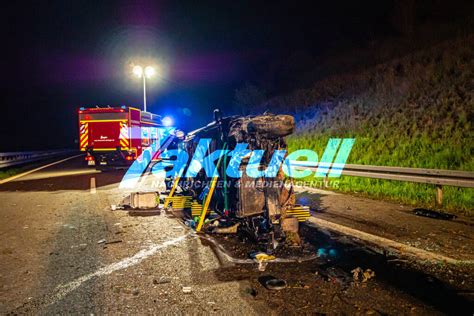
xmin=290 ymin=161 xmax=474 ymax=207
xmin=0 ymin=150 xmax=77 ymax=169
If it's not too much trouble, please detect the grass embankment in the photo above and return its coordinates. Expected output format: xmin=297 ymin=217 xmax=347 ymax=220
xmin=270 ymin=36 xmax=474 ymax=214
xmin=0 ymin=158 xmax=66 ymax=181
xmin=0 ymin=163 xmax=46 ymax=181
xmin=0 ymin=168 xmax=26 ymax=181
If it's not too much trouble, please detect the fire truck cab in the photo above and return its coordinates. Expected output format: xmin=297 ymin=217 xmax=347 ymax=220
xmin=78 ymin=106 xmax=165 ymax=167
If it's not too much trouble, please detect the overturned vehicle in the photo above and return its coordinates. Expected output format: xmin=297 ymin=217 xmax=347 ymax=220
xmin=163 ymin=110 xmax=310 ymax=249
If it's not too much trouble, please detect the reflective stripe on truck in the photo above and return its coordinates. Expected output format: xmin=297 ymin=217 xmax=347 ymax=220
xmin=119 ymin=121 xmax=130 ymax=149
xmin=79 ymin=122 xmax=89 ymax=151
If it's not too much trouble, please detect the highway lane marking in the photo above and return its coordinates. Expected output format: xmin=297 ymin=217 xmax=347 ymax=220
xmin=0 ymin=154 xmax=83 ymax=185
xmin=90 ymin=177 xmax=97 ymax=194
xmin=47 ymin=233 xmax=191 ymax=306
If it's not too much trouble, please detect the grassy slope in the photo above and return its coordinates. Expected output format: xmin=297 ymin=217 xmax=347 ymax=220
xmin=269 ymin=36 xmax=474 ymax=214
xmin=0 ymin=168 xmax=25 ymax=180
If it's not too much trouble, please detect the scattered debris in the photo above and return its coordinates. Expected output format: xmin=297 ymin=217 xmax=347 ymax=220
xmin=351 ymin=267 xmax=376 ymax=283
xmin=323 ymin=267 xmax=351 ymax=285
xmin=288 ymin=280 xmax=310 ymax=289
xmin=266 ymin=278 xmax=287 ymax=290
xmin=184 ymin=219 xmax=196 ymax=228
xmin=352 ymin=267 xmax=363 ymax=282
xmin=111 ymin=205 xmax=125 ymax=211
xmin=316 ymin=247 xmax=338 ymax=259
xmin=70 ymin=243 xmax=88 ymax=249
xmin=130 ymin=192 xmax=159 ymax=209
xmin=182 ymin=286 xmax=192 ymax=294
xmin=128 ymin=209 xmax=161 ymax=216
xmin=244 ymin=287 xmax=258 ymax=297
xmin=285 ymin=231 xmax=302 ymax=246
xmin=363 ymin=269 xmax=375 ymax=282
xmin=105 ymin=240 xmax=122 ymax=245
xmin=250 ymin=252 xmax=276 ymax=271
xmin=314 ymin=246 xmax=326 ymax=257
xmin=250 ymin=252 xmax=276 ymax=262
xmin=258 ymin=262 xmax=268 ymax=271
xmin=153 ymin=277 xmax=171 ymax=285
xmin=214 ymin=223 xmax=240 ymax=234
xmin=259 ymin=276 xmax=287 ymax=290
xmin=97 ymin=239 xmax=106 ymax=244
xmin=413 ymin=208 xmax=456 ymax=220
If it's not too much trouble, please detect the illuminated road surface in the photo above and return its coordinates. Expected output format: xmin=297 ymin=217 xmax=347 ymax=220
xmin=0 ymin=156 xmax=472 ymax=314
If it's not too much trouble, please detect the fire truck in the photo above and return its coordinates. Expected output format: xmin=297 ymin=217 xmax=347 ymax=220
xmin=78 ymin=106 xmax=167 ymax=167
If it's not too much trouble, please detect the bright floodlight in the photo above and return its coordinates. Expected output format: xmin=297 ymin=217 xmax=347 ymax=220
xmin=132 ymin=65 xmax=143 ymax=77
xmin=145 ymin=66 xmax=155 ymax=78
xmin=162 ymin=116 xmax=173 ymax=127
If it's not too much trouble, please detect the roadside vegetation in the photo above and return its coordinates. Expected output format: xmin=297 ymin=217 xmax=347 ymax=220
xmin=0 ymin=160 xmax=58 ymax=181
xmin=0 ymin=167 xmax=27 ymax=181
xmin=265 ymin=35 xmax=474 ymax=214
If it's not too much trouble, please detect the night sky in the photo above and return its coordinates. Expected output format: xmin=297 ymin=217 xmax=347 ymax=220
xmin=1 ymin=1 xmax=471 ymax=151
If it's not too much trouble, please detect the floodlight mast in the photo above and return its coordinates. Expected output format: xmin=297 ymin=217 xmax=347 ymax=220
xmin=132 ymin=65 xmax=156 ymax=113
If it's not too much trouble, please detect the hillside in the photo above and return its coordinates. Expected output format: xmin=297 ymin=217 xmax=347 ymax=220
xmin=265 ymin=35 xmax=474 ymax=214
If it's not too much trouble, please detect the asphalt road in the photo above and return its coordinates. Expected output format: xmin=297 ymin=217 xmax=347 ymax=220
xmin=0 ymin=156 xmax=472 ymax=314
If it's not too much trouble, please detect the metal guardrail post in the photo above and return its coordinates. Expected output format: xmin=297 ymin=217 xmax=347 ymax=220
xmin=436 ymin=185 xmax=443 ymax=207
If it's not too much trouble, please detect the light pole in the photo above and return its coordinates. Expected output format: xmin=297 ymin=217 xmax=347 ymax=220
xmin=133 ymin=65 xmax=156 ymax=113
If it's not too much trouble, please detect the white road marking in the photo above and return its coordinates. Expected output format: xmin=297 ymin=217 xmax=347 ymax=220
xmin=49 ymin=233 xmax=190 ymax=306
xmin=21 ymin=169 xmax=100 ymax=181
xmin=0 ymin=154 xmax=83 ymax=185
xmin=90 ymin=177 xmax=97 ymax=194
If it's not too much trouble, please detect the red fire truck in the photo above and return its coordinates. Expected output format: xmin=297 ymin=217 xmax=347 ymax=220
xmin=78 ymin=106 xmax=166 ymax=167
